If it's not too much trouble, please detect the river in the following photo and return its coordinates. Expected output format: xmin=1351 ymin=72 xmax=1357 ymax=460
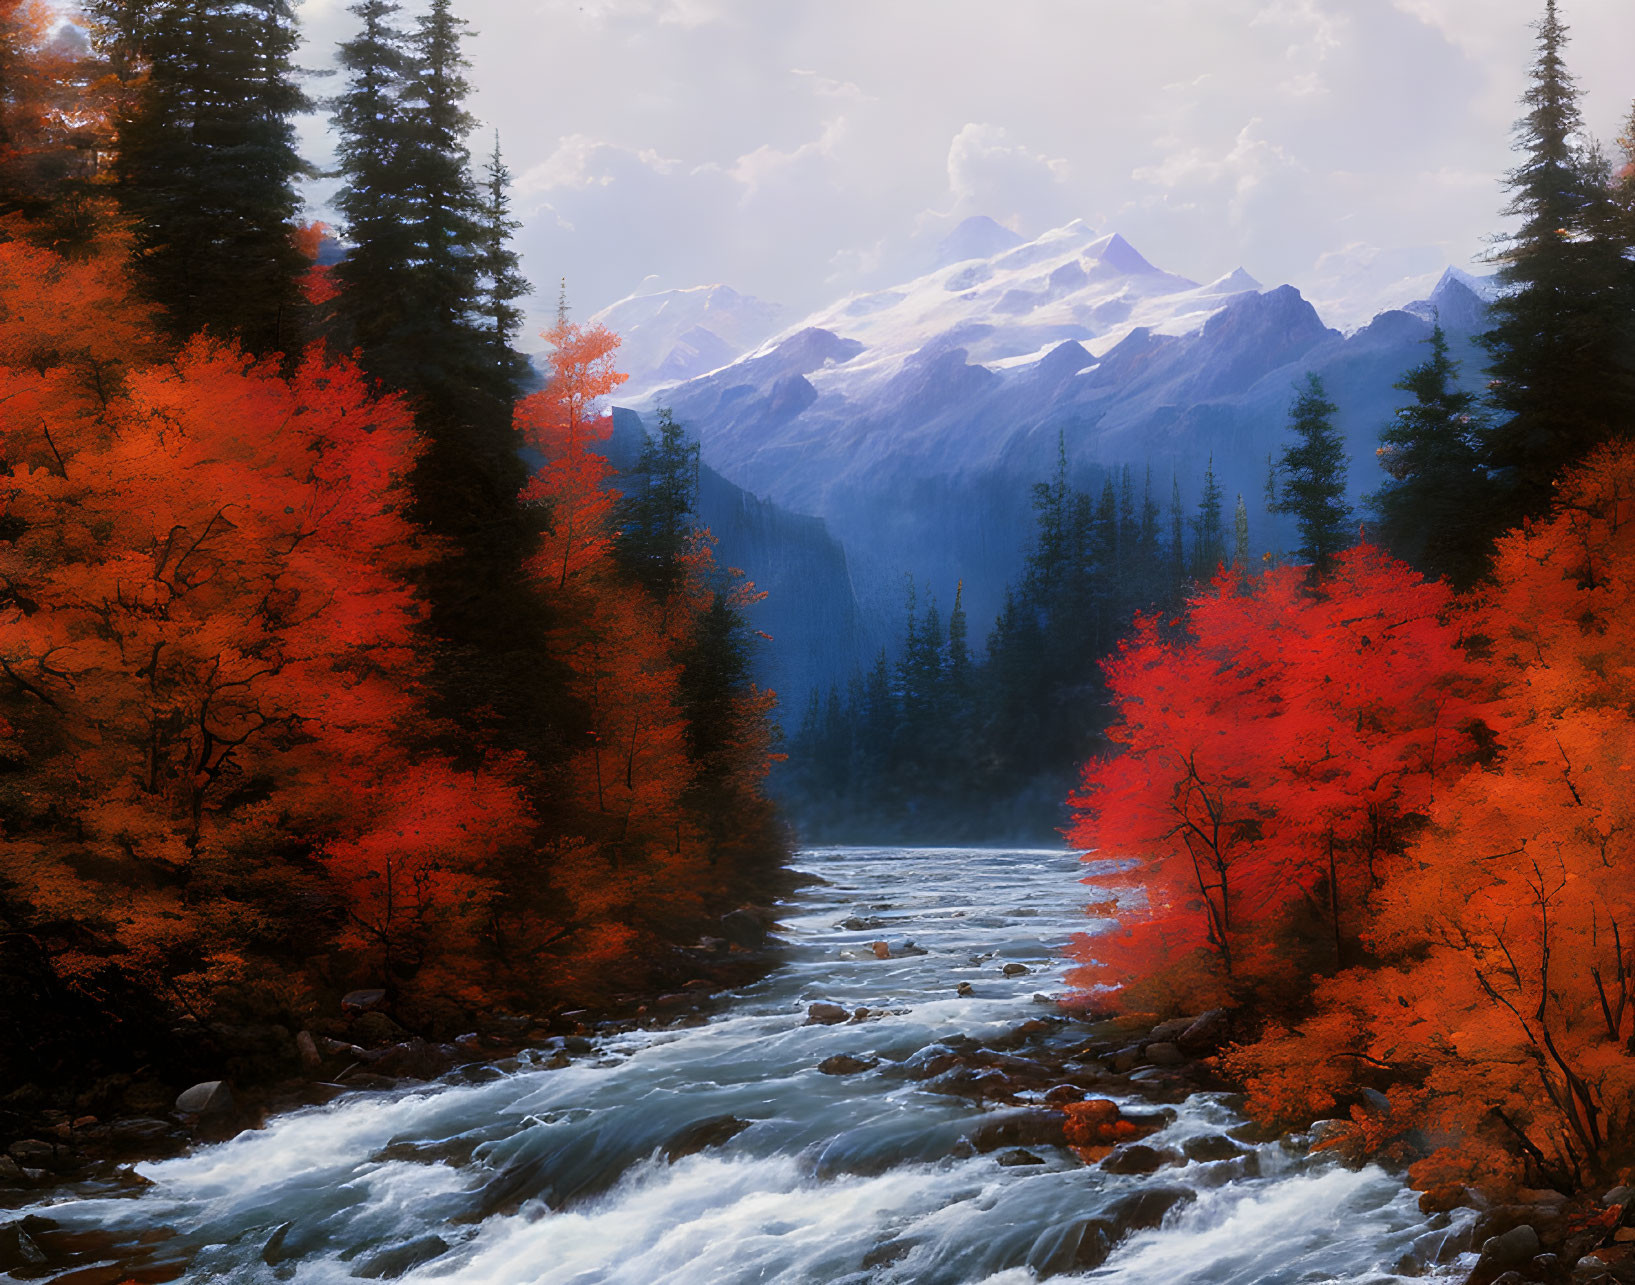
xmin=18 ymin=846 xmax=1478 ymax=1283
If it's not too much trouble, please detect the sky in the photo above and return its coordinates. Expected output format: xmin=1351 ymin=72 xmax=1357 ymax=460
xmin=293 ymin=0 xmax=1635 ymax=339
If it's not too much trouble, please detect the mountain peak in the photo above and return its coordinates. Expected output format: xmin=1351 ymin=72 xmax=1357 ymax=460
xmin=934 ymin=215 xmax=1026 ymax=269
xmin=1086 ymin=232 xmax=1159 ymax=276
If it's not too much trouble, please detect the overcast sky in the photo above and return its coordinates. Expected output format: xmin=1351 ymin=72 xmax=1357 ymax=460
xmin=294 ymin=0 xmax=1635 ymax=339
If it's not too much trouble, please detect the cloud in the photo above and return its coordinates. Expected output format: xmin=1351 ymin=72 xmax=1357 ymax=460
xmin=791 ymin=68 xmax=873 ymax=103
xmin=1133 ymin=119 xmax=1301 ymax=221
xmin=942 ymin=123 xmax=1071 ymax=231
xmin=726 ymin=118 xmax=848 ymax=198
xmin=518 ymin=136 xmax=679 ymax=195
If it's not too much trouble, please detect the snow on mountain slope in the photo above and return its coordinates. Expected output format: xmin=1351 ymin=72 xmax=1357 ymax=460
xmin=590 ymin=284 xmax=785 ymax=402
xmin=612 ymin=219 xmax=1497 ymax=665
xmin=709 ymin=220 xmax=1263 ymax=406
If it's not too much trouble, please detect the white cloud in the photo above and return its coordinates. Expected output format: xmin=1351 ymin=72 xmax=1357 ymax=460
xmin=726 ymin=118 xmax=849 ymax=198
xmin=519 ymin=136 xmax=679 ymax=194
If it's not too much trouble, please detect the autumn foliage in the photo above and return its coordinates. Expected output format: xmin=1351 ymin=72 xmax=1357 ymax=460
xmin=0 ymin=220 xmax=784 ymax=1082
xmin=1071 ymin=444 xmax=1635 ymax=1195
xmin=1067 ymin=547 xmax=1482 ymax=1012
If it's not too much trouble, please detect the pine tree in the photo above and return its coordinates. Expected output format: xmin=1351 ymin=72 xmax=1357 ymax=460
xmin=1368 ymin=325 xmax=1493 ymax=587
xmin=331 ymin=0 xmax=417 ymax=375
xmin=1275 ymin=373 xmax=1351 ymax=576
xmin=1189 ymin=455 xmax=1226 ymax=580
xmin=479 ymin=131 xmax=531 ymax=377
xmin=397 ymin=0 xmax=486 ymax=386
xmin=1169 ymin=474 xmax=1186 ymax=590
xmin=109 ymin=0 xmax=309 ymax=353
xmin=613 ymin=408 xmax=700 ymax=607
xmin=1233 ymin=494 xmax=1250 ymax=570
xmin=1480 ymin=0 xmax=1635 ymax=524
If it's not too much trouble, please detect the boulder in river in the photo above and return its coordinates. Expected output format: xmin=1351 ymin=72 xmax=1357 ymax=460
xmin=818 ymin=1054 xmax=877 ymax=1076
xmin=1143 ymin=1041 xmax=1186 ymax=1067
xmin=353 ymin=1234 xmax=449 ymax=1279
xmin=1001 ymin=963 xmax=1030 ymax=977
xmin=1473 ymin=1224 xmax=1540 ymax=1279
xmin=970 ymin=1108 xmax=1066 ymax=1153
xmin=806 ymin=1002 xmax=849 ymax=1025
xmin=341 ymin=988 xmax=387 ymax=1014
xmin=661 ymin=1115 xmax=750 ymax=1162
xmin=0 ymin=1222 xmax=47 ymax=1271
xmin=1101 ymin=1142 xmax=1181 ymax=1175
xmin=175 ymin=1081 xmax=234 ymax=1117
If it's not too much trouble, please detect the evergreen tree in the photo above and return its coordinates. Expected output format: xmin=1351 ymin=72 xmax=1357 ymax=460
xmin=1189 ymin=455 xmax=1226 ymax=580
xmin=331 ymin=0 xmax=417 ymax=374
xmin=1480 ymin=0 xmax=1635 ymax=524
xmin=397 ymin=0 xmax=487 ymax=387
xmin=109 ymin=0 xmax=309 ymax=353
xmin=479 ymin=131 xmax=531 ymax=378
xmin=1275 ymin=373 xmax=1352 ymax=576
xmin=1233 ymin=494 xmax=1250 ymax=570
xmin=331 ymin=0 xmax=561 ymax=777
xmin=1368 ymin=325 xmax=1493 ymax=587
xmin=613 ymin=408 xmax=699 ymax=607
xmin=1169 ymin=474 xmax=1186 ymax=591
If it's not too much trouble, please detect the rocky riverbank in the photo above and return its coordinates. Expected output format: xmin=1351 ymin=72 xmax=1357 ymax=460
xmin=6 ymin=898 xmax=1632 ymax=1285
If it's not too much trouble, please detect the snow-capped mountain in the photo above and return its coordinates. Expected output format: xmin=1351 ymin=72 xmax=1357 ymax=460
xmin=610 ymin=218 xmax=1496 ymax=704
xmin=589 ymin=284 xmax=785 ymax=403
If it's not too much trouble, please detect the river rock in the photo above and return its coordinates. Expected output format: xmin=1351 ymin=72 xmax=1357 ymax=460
xmin=0 ymin=1157 xmax=29 ymax=1188
xmin=1182 ymin=1134 xmax=1246 ymax=1162
xmin=350 ymin=1011 xmax=408 ymax=1048
xmin=1178 ymin=1007 xmax=1231 ymax=1054
xmin=893 ymin=939 xmax=928 ymax=956
xmin=1606 ymin=1186 xmax=1634 ymax=1207
xmin=720 ymin=909 xmax=764 ymax=949
xmin=970 ymin=1108 xmax=1066 ymax=1153
xmin=818 ymin=1054 xmax=877 ymax=1076
xmin=661 ymin=1115 xmax=750 ymax=1162
xmin=175 ymin=1081 xmax=234 ymax=1117
xmin=353 ymin=1234 xmax=449 ymax=1279
xmin=341 ymin=988 xmax=387 ymax=1013
xmin=1476 ymin=1225 xmax=1541 ymax=1277
xmin=1101 ymin=1143 xmax=1180 ymax=1175
xmin=0 ymin=1222 xmax=47 ymax=1270
xmin=956 ymin=982 xmax=974 ymax=997
xmin=7 ymin=1139 xmax=55 ymax=1168
xmin=1143 ymin=1041 xmax=1186 ymax=1067
xmin=1044 ymin=1084 xmax=1086 ymax=1104
xmin=871 ymin=941 xmax=891 ymax=959
xmin=367 ymin=1039 xmax=457 ymax=1080
xmin=1148 ymin=1016 xmax=1194 ymax=1043
xmin=295 ymin=1030 xmax=321 ymax=1071
xmin=1026 ymin=1217 xmax=1118 ymax=1275
xmin=1107 ymin=1185 xmax=1195 ymax=1231
xmin=998 ymin=1149 xmax=1044 ymax=1167
xmin=1001 ymin=963 xmax=1030 ymax=976
xmin=806 ymin=1002 xmax=849 ymax=1025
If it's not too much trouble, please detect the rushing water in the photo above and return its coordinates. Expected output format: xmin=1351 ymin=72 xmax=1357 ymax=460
xmin=22 ymin=847 xmax=1476 ymax=1283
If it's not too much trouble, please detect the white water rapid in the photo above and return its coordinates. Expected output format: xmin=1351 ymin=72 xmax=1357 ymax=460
xmin=19 ymin=847 xmax=1478 ymax=1283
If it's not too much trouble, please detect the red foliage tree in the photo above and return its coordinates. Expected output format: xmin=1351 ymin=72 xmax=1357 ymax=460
xmin=1067 ymin=548 xmax=1481 ymax=1013
xmin=1227 ymin=442 xmax=1635 ymax=1193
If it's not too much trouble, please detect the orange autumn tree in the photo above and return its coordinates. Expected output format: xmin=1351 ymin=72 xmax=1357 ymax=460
xmin=1228 ymin=441 xmax=1635 ymax=1194
xmin=509 ymin=320 xmax=694 ymax=990
xmin=0 ymin=234 xmax=531 ymax=1019
xmin=1066 ymin=547 xmax=1481 ymax=1014
xmin=509 ymin=321 xmax=783 ymax=997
